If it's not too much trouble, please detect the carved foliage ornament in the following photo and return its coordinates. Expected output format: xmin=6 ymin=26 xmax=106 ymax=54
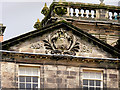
xmin=43 ymin=29 xmax=80 ymax=55
xmin=54 ymin=6 xmax=67 ymax=16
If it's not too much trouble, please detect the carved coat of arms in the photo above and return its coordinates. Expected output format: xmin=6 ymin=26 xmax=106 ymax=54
xmin=43 ymin=29 xmax=80 ymax=55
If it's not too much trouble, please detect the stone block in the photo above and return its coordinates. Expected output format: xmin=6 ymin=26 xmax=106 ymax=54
xmin=45 ymin=65 xmax=57 ymax=70
xmin=103 ymin=74 xmax=107 ymax=77
xmin=47 ymin=78 xmax=55 ymax=83
xmin=67 ymin=76 xmax=75 ymax=79
xmin=45 ymin=70 xmax=56 ymax=77
xmin=44 ymin=83 xmax=57 ymax=88
xmin=57 ymin=70 xmax=61 ymax=74
xmin=109 ymin=74 xmax=117 ymax=78
xmin=40 ymin=83 xmax=44 ymax=88
xmin=56 ymin=78 xmax=62 ymax=83
xmin=58 ymin=66 xmax=66 ymax=70
xmin=57 ymin=84 xmax=67 ymax=88
xmin=66 ymin=66 xmax=79 ymax=71
xmin=63 ymin=71 xmax=69 ymax=75
xmin=70 ymin=71 xmax=77 ymax=75
xmin=40 ymin=78 xmax=44 ymax=82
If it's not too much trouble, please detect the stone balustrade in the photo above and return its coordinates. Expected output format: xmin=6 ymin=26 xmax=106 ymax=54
xmin=68 ymin=7 xmax=96 ymax=19
xmin=41 ymin=2 xmax=120 ymax=27
xmin=62 ymin=3 xmax=120 ymax=22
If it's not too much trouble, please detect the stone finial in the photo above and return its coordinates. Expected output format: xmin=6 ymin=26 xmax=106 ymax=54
xmin=34 ymin=19 xmax=41 ymax=30
xmin=44 ymin=3 xmax=47 ymax=7
xmin=37 ymin=19 xmax=40 ymax=22
xmin=41 ymin=3 xmax=49 ymax=16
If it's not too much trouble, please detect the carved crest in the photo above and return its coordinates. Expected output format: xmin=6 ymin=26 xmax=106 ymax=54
xmin=43 ymin=28 xmax=80 ymax=55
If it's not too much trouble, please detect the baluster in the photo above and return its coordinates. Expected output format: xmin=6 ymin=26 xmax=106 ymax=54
xmin=69 ymin=8 xmax=72 ymax=16
xmin=88 ymin=10 xmax=92 ymax=18
xmin=76 ymin=9 xmax=79 ymax=17
xmin=117 ymin=12 xmax=120 ymax=20
xmin=94 ymin=10 xmax=96 ymax=18
xmin=78 ymin=8 xmax=82 ymax=17
xmin=73 ymin=8 xmax=76 ymax=16
xmin=66 ymin=7 xmax=70 ymax=16
xmin=114 ymin=12 xmax=117 ymax=20
xmin=108 ymin=12 xmax=111 ymax=20
xmin=112 ymin=12 xmax=115 ymax=20
xmin=83 ymin=9 xmax=87 ymax=17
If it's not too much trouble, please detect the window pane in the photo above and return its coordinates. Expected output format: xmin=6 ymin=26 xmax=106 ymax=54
xmin=19 ymin=67 xmax=25 ymax=75
xmin=26 ymin=84 xmax=31 ymax=88
xmin=96 ymin=87 xmax=101 ymax=90
xmin=96 ymin=72 xmax=101 ymax=79
xmin=90 ymin=72 xmax=96 ymax=79
xmin=96 ymin=80 xmax=101 ymax=86
xmin=89 ymin=80 xmax=94 ymax=86
xmin=90 ymin=87 xmax=94 ymax=90
xmin=83 ymin=71 xmax=102 ymax=79
xmin=26 ymin=67 xmax=32 ymax=75
xmin=83 ymin=72 xmax=89 ymax=79
xmin=26 ymin=77 xmax=31 ymax=82
xmin=33 ymin=68 xmax=38 ymax=76
xmin=20 ymin=83 xmax=25 ymax=88
xmin=83 ymin=80 xmax=88 ymax=85
xmin=33 ymin=77 xmax=38 ymax=83
xmin=33 ymin=84 xmax=38 ymax=88
xmin=19 ymin=76 xmax=25 ymax=82
xmin=83 ymin=87 xmax=88 ymax=90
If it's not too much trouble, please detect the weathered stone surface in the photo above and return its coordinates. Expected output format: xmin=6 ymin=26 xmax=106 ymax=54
xmin=58 ymin=66 xmax=66 ymax=70
xmin=44 ymin=83 xmax=57 ymax=88
xmin=57 ymin=70 xmax=61 ymax=74
xmin=63 ymin=71 xmax=69 ymax=75
xmin=56 ymin=78 xmax=62 ymax=83
xmin=40 ymin=83 xmax=44 ymax=88
xmin=103 ymin=74 xmax=107 ymax=78
xmin=40 ymin=78 xmax=44 ymax=82
xmin=1 ymin=62 xmax=18 ymax=88
xmin=57 ymin=84 xmax=67 ymax=88
xmin=70 ymin=71 xmax=77 ymax=75
xmin=67 ymin=76 xmax=76 ymax=79
xmin=109 ymin=74 xmax=117 ymax=78
xmin=0 ymin=62 xmax=119 ymax=89
xmin=10 ymin=28 xmax=113 ymax=58
xmin=47 ymin=78 xmax=55 ymax=83
xmin=73 ymin=22 xmax=119 ymax=46
xmin=107 ymin=69 xmax=119 ymax=88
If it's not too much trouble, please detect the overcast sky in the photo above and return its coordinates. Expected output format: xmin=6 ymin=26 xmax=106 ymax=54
xmin=0 ymin=0 xmax=120 ymax=41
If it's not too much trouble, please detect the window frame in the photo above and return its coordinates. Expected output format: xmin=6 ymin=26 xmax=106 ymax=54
xmin=18 ymin=64 xmax=40 ymax=89
xmin=82 ymin=68 xmax=104 ymax=90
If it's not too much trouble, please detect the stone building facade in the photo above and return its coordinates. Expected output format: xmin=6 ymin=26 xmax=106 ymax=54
xmin=0 ymin=1 xmax=120 ymax=89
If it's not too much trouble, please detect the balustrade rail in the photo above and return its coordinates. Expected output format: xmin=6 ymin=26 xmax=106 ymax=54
xmin=41 ymin=2 xmax=120 ymax=27
xmin=65 ymin=5 xmax=120 ymax=21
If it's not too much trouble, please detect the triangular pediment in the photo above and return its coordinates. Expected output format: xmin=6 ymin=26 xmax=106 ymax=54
xmin=2 ymin=21 xmax=120 ymax=58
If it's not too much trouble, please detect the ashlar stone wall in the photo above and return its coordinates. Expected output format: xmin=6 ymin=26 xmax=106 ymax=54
xmin=40 ymin=65 xmax=80 ymax=88
xmin=0 ymin=62 xmax=119 ymax=89
xmin=1 ymin=62 xmax=18 ymax=88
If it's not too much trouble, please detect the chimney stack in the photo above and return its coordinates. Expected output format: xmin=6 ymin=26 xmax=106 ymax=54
xmin=0 ymin=24 xmax=6 ymax=42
